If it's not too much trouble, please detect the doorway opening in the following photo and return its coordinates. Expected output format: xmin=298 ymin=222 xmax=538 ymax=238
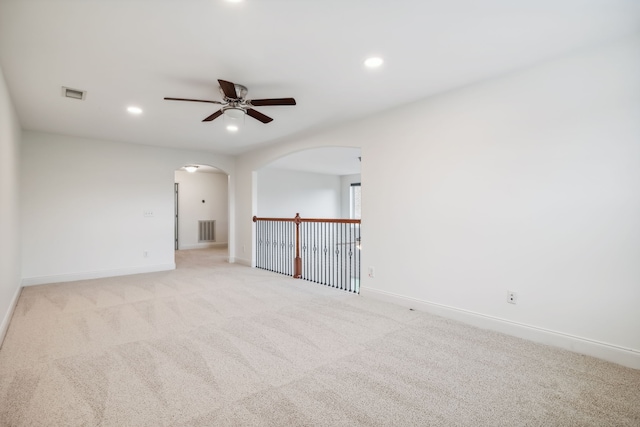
xmin=174 ymin=164 xmax=230 ymax=260
xmin=253 ymin=146 xmax=361 ymax=286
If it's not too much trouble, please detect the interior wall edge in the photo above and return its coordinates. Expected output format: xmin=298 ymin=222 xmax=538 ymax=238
xmin=21 ymin=263 xmax=176 ymax=287
xmin=178 ymin=242 xmax=228 ymax=250
xmin=0 ymin=285 xmax=22 ymax=349
xmin=360 ymin=286 xmax=640 ymax=370
xmin=230 ymin=257 xmax=251 ymax=267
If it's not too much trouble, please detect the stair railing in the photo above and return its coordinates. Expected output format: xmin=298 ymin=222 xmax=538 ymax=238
xmin=253 ymin=213 xmax=361 ymax=293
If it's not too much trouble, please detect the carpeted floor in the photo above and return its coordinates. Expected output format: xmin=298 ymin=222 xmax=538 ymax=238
xmin=0 ymin=248 xmax=639 ymax=426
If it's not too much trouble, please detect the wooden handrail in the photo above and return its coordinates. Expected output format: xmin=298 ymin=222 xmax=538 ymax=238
xmin=252 ymin=216 xmax=297 ymax=222
xmin=253 ymin=215 xmax=361 ymax=224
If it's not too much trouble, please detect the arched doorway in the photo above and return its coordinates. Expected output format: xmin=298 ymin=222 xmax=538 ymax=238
xmin=174 ymin=164 xmax=230 ymax=260
xmin=252 ymin=147 xmax=362 ymax=291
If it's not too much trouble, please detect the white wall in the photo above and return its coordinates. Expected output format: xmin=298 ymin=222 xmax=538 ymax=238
xmin=21 ymin=131 xmax=234 ymax=285
xmin=175 ymin=170 xmax=228 ymax=249
xmin=340 ymin=174 xmax=361 ymax=218
xmin=0 ymin=65 xmax=22 ymax=344
xmin=257 ymin=168 xmax=341 ymax=218
xmin=234 ymin=35 xmax=640 ymax=368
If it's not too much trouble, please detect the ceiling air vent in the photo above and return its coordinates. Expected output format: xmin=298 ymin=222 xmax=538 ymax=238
xmin=62 ymin=86 xmax=86 ymax=100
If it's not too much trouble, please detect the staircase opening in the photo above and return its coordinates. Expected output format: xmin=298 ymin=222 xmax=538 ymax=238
xmin=253 ymin=213 xmax=361 ymax=293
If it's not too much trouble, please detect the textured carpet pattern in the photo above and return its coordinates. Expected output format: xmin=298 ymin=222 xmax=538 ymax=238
xmin=1 ymin=249 xmax=639 ymax=426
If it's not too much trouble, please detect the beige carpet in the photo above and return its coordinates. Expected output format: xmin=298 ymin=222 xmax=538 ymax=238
xmin=1 ymin=248 xmax=638 ymax=426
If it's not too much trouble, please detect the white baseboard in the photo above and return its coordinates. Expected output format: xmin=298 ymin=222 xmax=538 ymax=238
xmin=21 ymin=263 xmax=176 ymax=287
xmin=0 ymin=285 xmax=22 ymax=349
xmin=229 ymin=256 xmax=251 ymax=267
xmin=360 ymin=286 xmax=640 ymax=370
xmin=178 ymin=242 xmax=228 ymax=250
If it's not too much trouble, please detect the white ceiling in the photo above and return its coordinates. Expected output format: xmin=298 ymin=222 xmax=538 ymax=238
xmin=1 ymin=0 xmax=639 ymax=160
xmin=265 ymin=147 xmax=361 ymax=176
xmin=177 ymin=164 xmax=223 ymax=174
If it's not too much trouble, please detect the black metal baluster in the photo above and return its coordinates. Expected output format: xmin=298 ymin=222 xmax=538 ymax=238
xmin=341 ymin=223 xmax=345 ymax=290
xmin=346 ymin=223 xmax=350 ymax=291
xmin=332 ymin=223 xmax=336 ymax=289
xmin=338 ymin=223 xmax=342 ymax=290
xmin=291 ymin=221 xmax=295 ymax=276
xmin=324 ymin=222 xmax=329 ymax=287
xmin=331 ymin=222 xmax=335 ymax=288
xmin=280 ymin=221 xmax=287 ymax=274
xmin=278 ymin=221 xmax=281 ymax=274
xmin=317 ymin=222 xmax=321 ymax=284
xmin=349 ymin=222 xmax=353 ymax=292
xmin=336 ymin=223 xmax=340 ymax=289
xmin=303 ymin=222 xmax=308 ymax=280
xmin=265 ymin=221 xmax=269 ymax=271
xmin=278 ymin=221 xmax=282 ymax=275
xmin=272 ymin=221 xmax=276 ymax=272
xmin=299 ymin=222 xmax=303 ymax=278
xmin=314 ymin=222 xmax=317 ymax=283
xmin=259 ymin=221 xmax=262 ymax=269
xmin=302 ymin=222 xmax=306 ymax=279
xmin=356 ymin=223 xmax=361 ymax=293
xmin=268 ymin=221 xmax=272 ymax=272
xmin=350 ymin=223 xmax=354 ymax=292
xmin=270 ymin=221 xmax=274 ymax=272
xmin=335 ymin=223 xmax=340 ymax=289
xmin=321 ymin=222 xmax=324 ymax=284
xmin=299 ymin=222 xmax=302 ymax=279
xmin=264 ymin=223 xmax=269 ymax=270
xmin=276 ymin=221 xmax=280 ymax=273
xmin=287 ymin=222 xmax=291 ymax=276
xmin=313 ymin=222 xmax=318 ymax=283
xmin=258 ymin=220 xmax=261 ymax=270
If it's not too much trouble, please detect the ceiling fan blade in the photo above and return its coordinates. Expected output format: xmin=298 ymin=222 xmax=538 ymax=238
xmin=249 ymin=98 xmax=297 ymax=106
xmin=202 ymin=110 xmax=223 ymax=122
xmin=246 ymin=108 xmax=273 ymax=123
xmin=218 ymin=79 xmax=238 ymax=99
xmin=164 ymin=97 xmax=223 ymax=104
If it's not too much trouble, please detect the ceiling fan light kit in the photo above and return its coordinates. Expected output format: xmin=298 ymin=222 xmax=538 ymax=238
xmin=223 ymin=106 xmax=245 ymax=120
xmin=165 ymin=79 xmax=296 ymax=127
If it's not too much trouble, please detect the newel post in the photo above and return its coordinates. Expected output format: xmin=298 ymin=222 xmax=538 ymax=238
xmin=294 ymin=213 xmax=302 ymax=278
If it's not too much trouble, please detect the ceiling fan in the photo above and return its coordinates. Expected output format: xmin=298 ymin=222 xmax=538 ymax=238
xmin=164 ymin=79 xmax=296 ymax=124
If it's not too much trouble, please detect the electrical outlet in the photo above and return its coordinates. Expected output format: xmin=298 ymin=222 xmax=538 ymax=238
xmin=143 ymin=250 xmax=149 ymax=258
xmin=507 ymin=291 xmax=517 ymax=304
xmin=368 ymin=266 xmax=375 ymax=278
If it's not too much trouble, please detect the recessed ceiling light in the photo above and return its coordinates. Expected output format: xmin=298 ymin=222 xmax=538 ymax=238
xmin=225 ymin=0 xmax=244 ymax=3
xmin=226 ymin=124 xmax=239 ymax=132
xmin=364 ymin=57 xmax=384 ymax=68
xmin=127 ymin=106 xmax=143 ymax=114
